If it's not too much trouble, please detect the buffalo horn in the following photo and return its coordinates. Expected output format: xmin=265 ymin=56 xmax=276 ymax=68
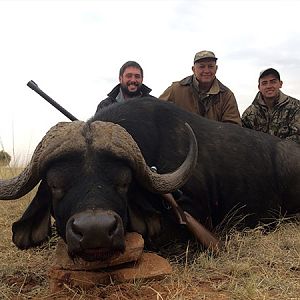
xmin=90 ymin=121 xmax=198 ymax=194
xmin=0 ymin=121 xmax=86 ymax=200
xmin=0 ymin=120 xmax=198 ymax=199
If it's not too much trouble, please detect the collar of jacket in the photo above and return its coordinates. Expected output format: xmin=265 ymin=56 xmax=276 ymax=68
xmin=179 ymin=75 xmax=226 ymax=95
xmin=254 ymin=90 xmax=289 ymax=108
xmin=107 ymin=83 xmax=152 ymax=99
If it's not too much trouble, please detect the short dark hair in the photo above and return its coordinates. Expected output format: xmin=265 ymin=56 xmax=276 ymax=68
xmin=119 ymin=61 xmax=143 ymax=78
xmin=259 ymin=68 xmax=280 ymax=82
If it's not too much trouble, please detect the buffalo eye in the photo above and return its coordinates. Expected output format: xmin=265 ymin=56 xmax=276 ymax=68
xmin=46 ymin=163 xmax=74 ymax=201
xmin=113 ymin=168 xmax=132 ymax=195
xmin=50 ymin=184 xmax=65 ymax=200
xmin=115 ymin=182 xmax=130 ymax=195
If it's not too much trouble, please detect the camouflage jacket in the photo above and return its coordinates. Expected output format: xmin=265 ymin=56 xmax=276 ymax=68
xmin=159 ymin=76 xmax=241 ymax=126
xmin=242 ymin=91 xmax=300 ymax=143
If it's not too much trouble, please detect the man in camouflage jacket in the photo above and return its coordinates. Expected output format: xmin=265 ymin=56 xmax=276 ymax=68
xmin=242 ymin=68 xmax=300 ymax=143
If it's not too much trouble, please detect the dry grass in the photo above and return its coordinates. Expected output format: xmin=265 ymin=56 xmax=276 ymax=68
xmin=1 ymin=167 xmax=300 ymax=299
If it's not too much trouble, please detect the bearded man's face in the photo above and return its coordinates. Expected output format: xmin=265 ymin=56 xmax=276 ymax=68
xmin=119 ymin=66 xmax=143 ymax=97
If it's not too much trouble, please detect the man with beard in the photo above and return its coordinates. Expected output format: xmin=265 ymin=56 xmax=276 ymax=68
xmin=95 ymin=61 xmax=154 ymax=113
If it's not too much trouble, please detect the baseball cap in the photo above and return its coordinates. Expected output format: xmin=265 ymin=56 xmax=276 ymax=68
xmin=259 ymin=68 xmax=280 ymax=81
xmin=194 ymin=50 xmax=217 ymax=63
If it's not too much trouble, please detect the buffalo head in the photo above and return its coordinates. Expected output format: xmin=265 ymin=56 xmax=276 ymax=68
xmin=0 ymin=120 xmax=197 ymax=261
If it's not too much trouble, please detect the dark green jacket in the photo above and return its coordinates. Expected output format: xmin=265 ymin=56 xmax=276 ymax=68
xmin=95 ymin=84 xmax=153 ymax=114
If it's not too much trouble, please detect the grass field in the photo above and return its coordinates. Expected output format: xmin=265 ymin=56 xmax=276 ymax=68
xmin=1 ymin=167 xmax=300 ymax=299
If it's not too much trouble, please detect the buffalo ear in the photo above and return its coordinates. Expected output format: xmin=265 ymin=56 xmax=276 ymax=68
xmin=12 ymin=180 xmax=52 ymax=249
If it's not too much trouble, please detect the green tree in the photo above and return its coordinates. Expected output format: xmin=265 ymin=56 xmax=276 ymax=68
xmin=0 ymin=150 xmax=11 ymax=167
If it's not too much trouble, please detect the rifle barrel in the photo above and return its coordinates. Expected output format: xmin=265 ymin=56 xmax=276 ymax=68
xmin=27 ymin=80 xmax=78 ymax=121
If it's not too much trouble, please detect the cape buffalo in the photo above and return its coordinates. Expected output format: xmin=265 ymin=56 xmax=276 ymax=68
xmin=0 ymin=98 xmax=299 ymax=261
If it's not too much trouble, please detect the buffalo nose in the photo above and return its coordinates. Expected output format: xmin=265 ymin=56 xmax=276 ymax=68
xmin=66 ymin=209 xmax=124 ymax=251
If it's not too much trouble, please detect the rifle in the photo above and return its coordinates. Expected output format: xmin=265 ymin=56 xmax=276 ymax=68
xmin=27 ymin=80 xmax=78 ymax=121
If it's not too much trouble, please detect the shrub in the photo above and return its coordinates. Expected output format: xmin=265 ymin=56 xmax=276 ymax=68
xmin=0 ymin=150 xmax=11 ymax=166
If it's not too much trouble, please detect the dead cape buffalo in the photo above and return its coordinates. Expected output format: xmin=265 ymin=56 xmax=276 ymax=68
xmin=1 ymin=98 xmax=300 ymax=261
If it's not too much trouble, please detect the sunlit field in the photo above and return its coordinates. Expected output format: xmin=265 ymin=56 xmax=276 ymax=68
xmin=1 ymin=166 xmax=300 ymax=299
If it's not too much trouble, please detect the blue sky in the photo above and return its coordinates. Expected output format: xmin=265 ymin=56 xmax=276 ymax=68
xmin=1 ymin=0 xmax=300 ymax=164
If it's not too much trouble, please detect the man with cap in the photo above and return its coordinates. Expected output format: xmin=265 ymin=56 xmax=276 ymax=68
xmin=159 ymin=50 xmax=241 ymax=125
xmin=242 ymin=68 xmax=300 ymax=143
xmin=95 ymin=60 xmax=154 ymax=113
